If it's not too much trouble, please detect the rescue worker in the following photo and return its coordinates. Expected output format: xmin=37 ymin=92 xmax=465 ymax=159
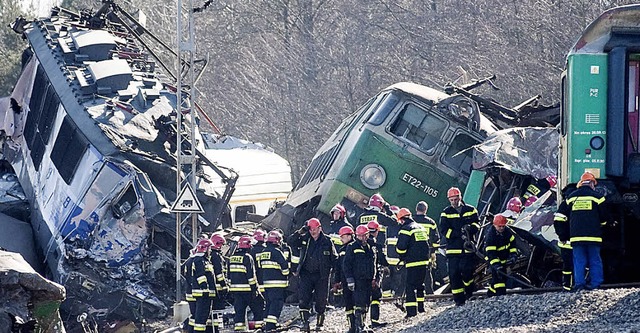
xmin=366 ymin=220 xmax=388 ymax=328
xmin=439 ymin=187 xmax=480 ymax=306
xmin=333 ymin=226 xmax=355 ymax=333
xmin=251 ymin=229 xmax=268 ymax=294
xmin=190 ymin=238 xmax=215 ymax=332
xmin=343 ymin=225 xmax=377 ymax=333
xmin=228 ymin=236 xmax=264 ymax=331
xmin=287 ymin=218 xmax=338 ymax=332
xmin=554 ymin=195 xmax=574 ymax=291
xmin=327 ymin=204 xmax=353 ymax=246
xmin=413 ymin=201 xmax=440 ymax=294
xmin=210 ymin=233 xmax=228 ymax=333
xmin=182 ymin=248 xmax=197 ymax=332
xmin=523 ymin=175 xmax=556 ymax=200
xmin=396 ymin=208 xmax=430 ymax=317
xmin=502 ymin=197 xmax=522 ymax=225
xmin=484 ymin=214 xmax=518 ymax=296
xmin=261 ymin=230 xmax=290 ymax=332
xmin=555 ymin=172 xmax=610 ymax=290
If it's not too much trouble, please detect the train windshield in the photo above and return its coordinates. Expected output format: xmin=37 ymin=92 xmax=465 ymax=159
xmin=442 ymin=132 xmax=480 ymax=177
xmin=390 ymin=103 xmax=447 ymax=153
xmin=368 ymin=93 xmax=400 ymax=125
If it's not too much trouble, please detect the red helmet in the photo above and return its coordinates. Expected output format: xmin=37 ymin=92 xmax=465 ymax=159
xmin=253 ymin=229 xmax=267 ymax=242
xmin=546 ymin=175 xmax=557 ymax=188
xmin=507 ymin=197 xmax=522 ymax=213
xmin=237 ymin=236 xmax=252 ymax=249
xmin=355 ymin=225 xmax=369 ymax=236
xmin=338 ymin=226 xmax=354 ymax=236
xmin=367 ymin=220 xmax=380 ymax=231
xmin=524 ymin=195 xmax=538 ymax=207
xmin=267 ymin=230 xmax=282 ymax=244
xmin=368 ymin=194 xmax=385 ymax=209
xmin=493 ymin=214 xmax=508 ymax=227
xmin=397 ymin=207 xmax=412 ymax=220
xmin=195 ymin=239 xmax=213 ymax=253
xmin=330 ymin=204 xmax=346 ymax=218
xmin=210 ymin=233 xmax=226 ymax=250
xmin=307 ymin=218 xmax=321 ymax=229
xmin=389 ymin=205 xmax=400 ymax=215
xmin=447 ymin=187 xmax=462 ymax=198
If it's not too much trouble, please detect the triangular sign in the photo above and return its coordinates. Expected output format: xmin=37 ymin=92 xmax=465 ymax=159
xmin=171 ymin=183 xmax=204 ymax=213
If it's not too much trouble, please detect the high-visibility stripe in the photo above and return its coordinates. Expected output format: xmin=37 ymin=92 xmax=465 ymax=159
xmin=396 ymin=248 xmax=407 ymax=254
xmin=563 ymin=271 xmax=572 ymax=275
xmin=463 ymin=279 xmax=473 ymax=287
xmin=216 ymin=274 xmax=225 ymax=281
xmin=570 ymin=236 xmax=602 ymax=243
xmin=263 ymin=280 xmax=288 ymax=288
xmin=405 ymin=302 xmax=418 ymax=307
xmin=406 ymin=261 xmax=428 ymax=267
xmin=416 ymin=297 xmax=424 ymax=302
xmin=194 ymin=323 xmax=206 ymax=331
xmin=354 ymin=249 xmax=365 ymax=253
xmin=441 ymin=213 xmax=460 ymax=218
xmin=386 ymin=257 xmax=401 ymax=265
xmin=446 ymin=249 xmax=462 ymax=254
xmin=291 ymin=256 xmax=300 ymax=264
xmin=446 ymin=229 xmax=452 ymax=239
xmin=558 ymin=241 xmax=572 ymax=249
xmin=371 ymin=300 xmax=380 ymax=305
xmin=197 ymin=276 xmax=207 ymax=284
xmin=489 ymin=258 xmax=501 ymax=265
xmin=345 ymin=310 xmax=354 ymax=315
xmin=493 ymin=283 xmax=506 ymax=288
xmin=386 ymin=238 xmax=398 ymax=245
xmin=399 ymin=230 xmax=412 ymax=236
xmin=265 ymin=315 xmax=278 ymax=324
xmin=452 ymin=287 xmax=464 ymax=294
xmin=486 ymin=246 xmax=497 ymax=251
xmin=567 ymin=196 xmax=605 ymax=205
xmin=463 ymin=210 xmax=477 ymax=217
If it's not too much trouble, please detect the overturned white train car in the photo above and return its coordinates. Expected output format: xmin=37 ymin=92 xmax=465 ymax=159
xmin=0 ymin=5 xmax=238 ymax=326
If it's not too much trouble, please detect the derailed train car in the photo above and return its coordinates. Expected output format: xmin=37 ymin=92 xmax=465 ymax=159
xmin=0 ymin=2 xmax=238 ymax=326
xmin=560 ymin=4 xmax=640 ymax=283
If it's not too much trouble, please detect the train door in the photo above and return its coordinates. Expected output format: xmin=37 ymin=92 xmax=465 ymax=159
xmin=628 ymin=57 xmax=640 ymax=156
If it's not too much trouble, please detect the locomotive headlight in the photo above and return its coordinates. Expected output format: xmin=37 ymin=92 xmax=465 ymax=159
xmin=590 ymin=136 xmax=605 ymax=150
xmin=360 ymin=164 xmax=386 ymax=190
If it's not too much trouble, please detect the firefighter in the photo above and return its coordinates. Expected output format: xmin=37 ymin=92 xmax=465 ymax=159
xmin=190 ymin=239 xmax=215 ymax=332
xmin=343 ymin=225 xmax=377 ymax=333
xmin=210 ymin=233 xmax=228 ymax=333
xmin=228 ymin=236 xmax=264 ymax=331
xmin=251 ymin=229 xmax=268 ymax=293
xmin=439 ymin=187 xmax=480 ymax=306
xmin=502 ymin=197 xmax=522 ymax=225
xmin=366 ymin=220 xmax=387 ymax=328
xmin=413 ymin=201 xmax=440 ymax=295
xmin=555 ymin=172 xmax=610 ymax=290
xmin=332 ymin=226 xmax=355 ymax=333
xmin=261 ymin=230 xmax=290 ymax=332
xmin=182 ymin=248 xmax=197 ymax=332
xmin=485 ymin=214 xmax=519 ymax=296
xmin=523 ymin=175 xmax=556 ymax=201
xmin=327 ymin=204 xmax=353 ymax=246
xmin=396 ymin=208 xmax=430 ymax=317
xmin=287 ymin=218 xmax=337 ymax=332
xmin=554 ymin=197 xmax=573 ymax=291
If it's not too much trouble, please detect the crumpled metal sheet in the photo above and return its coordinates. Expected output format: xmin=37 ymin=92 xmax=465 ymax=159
xmin=472 ymin=127 xmax=559 ymax=180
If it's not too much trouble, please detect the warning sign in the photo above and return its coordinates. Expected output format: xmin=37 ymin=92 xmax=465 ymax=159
xmin=170 ymin=183 xmax=204 ymax=213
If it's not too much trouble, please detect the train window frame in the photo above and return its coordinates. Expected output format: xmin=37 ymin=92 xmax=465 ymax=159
xmin=111 ymin=182 xmax=139 ymax=219
xmin=331 ymin=96 xmax=377 ymax=141
xmin=51 ymin=116 xmax=89 ymax=185
xmin=388 ymin=101 xmax=449 ymax=155
xmin=441 ymin=131 xmax=481 ymax=178
xmin=366 ymin=92 xmax=401 ymax=126
xmin=560 ymin=72 xmax=567 ymax=136
xmin=235 ymin=205 xmax=256 ymax=222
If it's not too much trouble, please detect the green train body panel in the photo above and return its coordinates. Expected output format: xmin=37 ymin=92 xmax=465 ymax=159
xmin=316 ymin=129 xmax=465 ymax=217
xmin=565 ymin=54 xmax=608 ymax=183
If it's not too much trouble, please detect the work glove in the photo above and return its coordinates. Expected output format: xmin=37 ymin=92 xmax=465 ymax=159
xmin=332 ymin=282 xmax=342 ymax=293
xmin=346 ymin=278 xmax=355 ymax=291
xmin=430 ymin=253 xmax=437 ymax=269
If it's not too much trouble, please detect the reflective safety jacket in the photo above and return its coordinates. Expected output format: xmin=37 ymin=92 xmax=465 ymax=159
xmin=182 ymin=254 xmax=195 ymax=301
xmin=555 ymin=186 xmax=609 ymax=245
xmin=204 ymin=254 xmax=217 ymax=298
xmin=228 ymin=249 xmax=258 ymax=293
xmin=259 ymin=243 xmax=290 ymax=289
xmin=439 ymin=203 xmax=480 ymax=255
xmin=327 ymin=218 xmax=353 ymax=246
xmin=396 ymin=220 xmax=430 ymax=268
xmin=251 ymin=241 xmax=267 ymax=290
xmin=413 ymin=214 xmax=440 ymax=254
xmin=189 ymin=253 xmax=213 ymax=297
xmin=210 ymin=249 xmax=228 ymax=292
xmin=358 ymin=208 xmax=397 ymax=264
xmin=343 ymin=240 xmax=377 ymax=281
xmin=523 ymin=178 xmax=551 ymax=200
xmin=484 ymin=226 xmax=518 ymax=266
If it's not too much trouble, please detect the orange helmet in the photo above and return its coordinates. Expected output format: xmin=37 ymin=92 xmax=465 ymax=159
xmin=195 ymin=239 xmax=213 ymax=253
xmin=397 ymin=208 xmax=412 ymax=220
xmin=253 ymin=229 xmax=267 ymax=242
xmin=368 ymin=193 xmax=385 ymax=209
xmin=447 ymin=187 xmax=462 ymax=198
xmin=210 ymin=233 xmax=226 ymax=250
xmin=237 ymin=236 xmax=252 ymax=249
xmin=307 ymin=218 xmax=321 ymax=229
xmin=355 ymin=225 xmax=369 ymax=236
xmin=493 ymin=214 xmax=508 ymax=227
xmin=507 ymin=197 xmax=522 ymax=213
xmin=330 ymin=204 xmax=346 ymax=218
xmin=367 ymin=220 xmax=380 ymax=231
xmin=578 ymin=171 xmax=597 ymax=187
xmin=338 ymin=226 xmax=354 ymax=236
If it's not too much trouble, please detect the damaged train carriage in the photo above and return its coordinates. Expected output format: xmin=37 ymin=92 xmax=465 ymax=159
xmin=1 ymin=7 xmax=233 ymax=324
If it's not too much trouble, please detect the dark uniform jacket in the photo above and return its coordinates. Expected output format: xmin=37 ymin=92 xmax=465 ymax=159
xmin=524 ymin=178 xmax=551 ymax=200
xmin=334 ymin=240 xmax=354 ymax=284
xmin=190 ymin=253 xmax=213 ymax=297
xmin=288 ymin=231 xmax=337 ymax=276
xmin=250 ymin=241 xmax=267 ymax=290
xmin=413 ymin=214 xmax=440 ymax=253
xmin=396 ymin=220 xmax=430 ymax=268
xmin=182 ymin=254 xmax=196 ymax=301
xmin=259 ymin=243 xmax=290 ymax=289
xmin=555 ymin=186 xmax=609 ymax=245
xmin=343 ymin=240 xmax=377 ymax=282
xmin=327 ymin=218 xmax=353 ymax=246
xmin=439 ymin=203 xmax=480 ymax=255
xmin=228 ymin=249 xmax=258 ymax=293
xmin=484 ymin=226 xmax=518 ymax=266
xmin=211 ymin=249 xmax=228 ymax=293
xmin=358 ymin=208 xmax=398 ymax=264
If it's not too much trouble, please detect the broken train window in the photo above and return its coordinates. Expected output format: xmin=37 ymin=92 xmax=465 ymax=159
xmin=25 ymin=65 xmax=60 ymax=170
xmin=51 ymin=116 xmax=89 ymax=185
xmin=390 ymin=103 xmax=447 ymax=153
xmin=442 ymin=132 xmax=480 ymax=177
xmin=111 ymin=183 xmax=139 ymax=219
